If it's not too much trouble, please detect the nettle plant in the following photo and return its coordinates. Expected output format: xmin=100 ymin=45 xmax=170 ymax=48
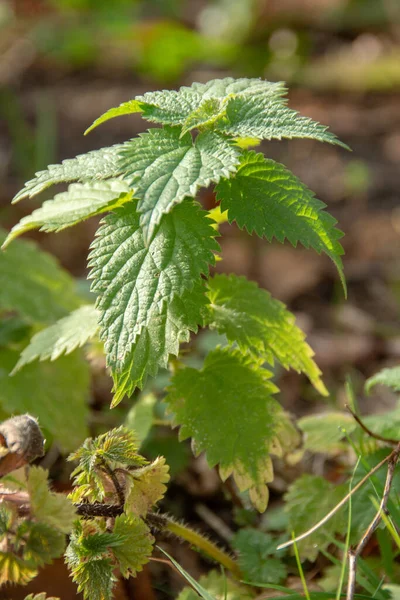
xmin=0 ymin=77 xmax=351 ymax=596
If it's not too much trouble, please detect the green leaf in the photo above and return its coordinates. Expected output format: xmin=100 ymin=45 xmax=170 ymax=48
xmin=4 ymin=181 xmax=133 ymax=247
xmin=363 ymin=402 xmax=400 ymax=441
xmin=177 ymin=570 xmax=254 ymax=600
xmin=298 ymin=412 xmax=357 ymax=454
xmin=284 ymin=474 xmax=347 ymax=561
xmin=165 ymin=347 xmax=300 ymax=512
xmin=0 ymin=231 xmax=82 ymax=324
xmin=21 ymin=521 xmax=66 ymax=567
xmin=70 ymin=558 xmax=115 ymax=600
xmin=13 ymin=144 xmax=127 ymax=203
xmin=27 ymin=466 xmax=76 ymax=533
xmin=136 ymin=77 xmax=286 ymax=126
xmin=12 ymin=305 xmax=99 ymax=373
xmin=119 ymin=127 xmax=240 ymax=242
xmin=365 ymin=366 xmax=400 ymax=394
xmin=111 ymin=283 xmax=207 ymax=405
xmin=0 ymin=348 xmax=89 ymax=453
xmin=180 ymin=98 xmax=228 ymax=136
xmin=24 ymin=594 xmax=60 ymax=600
xmin=85 ymin=100 xmax=143 ymax=135
xmin=125 ymin=456 xmax=170 ymax=517
xmin=232 ymin=529 xmax=287 ymax=584
xmin=89 ymin=201 xmax=218 ymax=370
xmin=217 ymin=93 xmax=349 ymax=149
xmin=216 ymin=152 xmax=345 ymax=291
xmin=112 ymin=514 xmax=154 ymax=577
xmin=206 ymin=274 xmax=327 ymax=395
xmin=125 ymin=393 xmax=157 ymax=446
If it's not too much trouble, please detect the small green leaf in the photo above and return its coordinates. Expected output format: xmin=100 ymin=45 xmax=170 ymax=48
xmin=24 ymin=594 xmax=60 ymax=600
xmin=165 ymin=347 xmax=300 ymax=512
xmin=181 ymin=98 xmax=227 ymax=136
xmin=0 ymin=231 xmax=82 ymax=324
xmin=125 ymin=393 xmax=157 ymax=446
xmin=12 ymin=305 xmax=99 ymax=373
xmin=125 ymin=456 xmax=170 ymax=517
xmin=0 ymin=552 xmax=37 ymax=585
xmin=232 ymin=529 xmax=287 ymax=584
xmin=111 ymin=283 xmax=207 ymax=405
xmin=85 ymin=100 xmax=143 ymax=135
xmin=89 ymin=202 xmax=218 ymax=370
xmin=0 ymin=349 xmax=89 ymax=453
xmin=177 ymin=570 xmax=254 ymax=600
xmin=70 ymin=558 xmax=115 ymax=600
xmin=206 ymin=274 xmax=327 ymax=395
xmin=13 ymin=144 xmax=127 ymax=203
xmin=4 ymin=181 xmax=133 ymax=247
xmin=216 ymin=152 xmax=345 ymax=292
xmin=298 ymin=412 xmax=356 ymax=454
xmin=365 ymin=366 xmax=400 ymax=394
xmin=27 ymin=466 xmax=76 ymax=534
xmin=284 ymin=474 xmax=347 ymax=561
xmin=119 ymin=127 xmax=240 ymax=242
xmin=112 ymin=514 xmax=154 ymax=577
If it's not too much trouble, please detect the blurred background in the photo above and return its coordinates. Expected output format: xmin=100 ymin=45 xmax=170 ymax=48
xmin=1 ymin=0 xmax=400 ymax=597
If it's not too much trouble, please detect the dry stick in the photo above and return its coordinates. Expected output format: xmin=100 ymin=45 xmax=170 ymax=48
xmin=277 ymin=449 xmax=395 ymax=551
xmin=346 ymin=443 xmax=400 ymax=600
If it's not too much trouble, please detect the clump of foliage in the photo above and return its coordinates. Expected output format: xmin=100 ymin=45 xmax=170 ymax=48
xmin=8 ymin=76 xmax=393 ymax=598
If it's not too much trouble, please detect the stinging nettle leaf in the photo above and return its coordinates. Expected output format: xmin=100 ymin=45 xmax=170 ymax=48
xmin=4 ymin=181 xmax=133 ymax=247
xmin=0 ymin=230 xmax=82 ymax=324
xmin=125 ymin=456 xmax=170 ymax=517
xmin=206 ymin=274 xmax=327 ymax=396
xmin=232 ymin=529 xmax=287 ymax=584
xmin=119 ymin=126 xmax=240 ymax=242
xmin=136 ymin=77 xmax=286 ymax=126
xmin=112 ymin=514 xmax=154 ymax=578
xmin=12 ymin=144 xmax=128 ymax=204
xmin=85 ymin=100 xmax=143 ymax=135
xmin=217 ymin=93 xmax=349 ymax=149
xmin=112 ymin=283 xmax=207 ymax=406
xmin=216 ymin=152 xmax=346 ymax=292
xmin=365 ymin=366 xmax=400 ymax=394
xmin=12 ymin=305 xmax=99 ymax=374
xmin=89 ymin=201 xmax=219 ymax=369
xmin=165 ymin=346 xmax=300 ymax=512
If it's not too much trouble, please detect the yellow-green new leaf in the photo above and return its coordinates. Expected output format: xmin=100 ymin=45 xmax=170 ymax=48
xmin=112 ymin=514 xmax=154 ymax=577
xmin=28 ymin=466 xmax=76 ymax=534
xmin=85 ymin=100 xmax=143 ymax=135
xmin=125 ymin=457 xmax=170 ymax=517
xmin=206 ymin=274 xmax=327 ymax=395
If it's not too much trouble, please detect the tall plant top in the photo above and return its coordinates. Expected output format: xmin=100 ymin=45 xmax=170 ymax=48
xmin=3 ymin=77 xmax=348 ymax=513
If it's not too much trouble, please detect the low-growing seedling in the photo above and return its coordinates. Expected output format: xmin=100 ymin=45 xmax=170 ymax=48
xmin=0 ymin=77 xmax=359 ymax=598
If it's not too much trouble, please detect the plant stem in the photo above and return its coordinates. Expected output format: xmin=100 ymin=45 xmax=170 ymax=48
xmin=162 ymin=516 xmax=241 ymax=578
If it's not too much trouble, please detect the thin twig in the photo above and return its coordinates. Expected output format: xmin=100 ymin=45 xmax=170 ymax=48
xmin=277 ymin=449 xmax=395 ymax=551
xmin=346 ymin=443 xmax=400 ymax=600
xmin=345 ymin=405 xmax=398 ymax=446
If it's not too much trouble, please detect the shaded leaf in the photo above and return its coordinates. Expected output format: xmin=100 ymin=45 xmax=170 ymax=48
xmin=232 ymin=529 xmax=287 ymax=584
xmin=12 ymin=305 xmax=99 ymax=373
xmin=165 ymin=347 xmax=300 ymax=512
xmin=0 ymin=348 xmax=89 ymax=453
xmin=177 ymin=570 xmax=254 ymax=600
xmin=21 ymin=521 xmax=66 ymax=566
xmin=298 ymin=412 xmax=356 ymax=454
xmin=0 ymin=231 xmax=81 ymax=324
xmin=216 ymin=152 xmax=345 ymax=291
xmin=206 ymin=274 xmax=327 ymax=395
xmin=366 ymin=367 xmax=400 ymax=394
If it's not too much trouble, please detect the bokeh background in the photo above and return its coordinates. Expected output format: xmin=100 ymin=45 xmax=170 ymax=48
xmin=1 ymin=0 xmax=400 ymax=597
